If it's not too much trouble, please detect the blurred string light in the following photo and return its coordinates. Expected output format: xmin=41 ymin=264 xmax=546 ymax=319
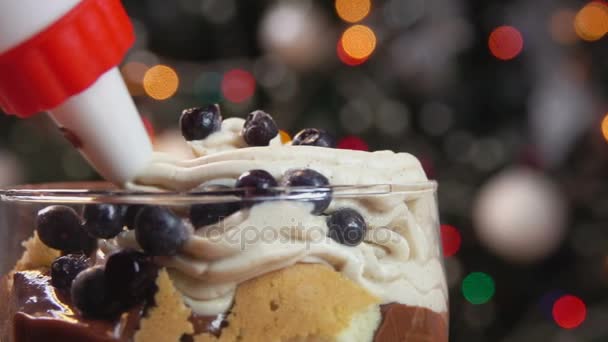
xmin=553 ymin=295 xmax=587 ymax=329
xmin=335 ymin=0 xmax=371 ymax=23
xmin=550 ymin=9 xmax=578 ymax=44
xmin=488 ymin=26 xmax=524 ymax=61
xmin=337 ymin=40 xmax=369 ymax=66
xmin=601 ymin=113 xmax=608 ymax=142
xmin=259 ymin=2 xmax=331 ymax=70
xmin=462 ymin=272 xmax=495 ymax=305
xmin=143 ymin=65 xmax=179 ymax=100
xmin=221 ymin=69 xmax=256 ymax=103
xmin=440 ymin=224 xmax=462 ymax=257
xmin=341 ymin=25 xmax=377 ymax=60
xmin=337 ymin=136 xmax=369 ymax=151
xmin=574 ymin=1 xmax=608 ymax=42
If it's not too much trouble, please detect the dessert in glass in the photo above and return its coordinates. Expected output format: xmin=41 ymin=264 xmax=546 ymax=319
xmin=0 ymin=106 xmax=448 ymax=341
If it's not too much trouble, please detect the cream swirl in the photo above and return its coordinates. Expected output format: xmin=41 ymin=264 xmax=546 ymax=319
xmin=123 ymin=121 xmax=448 ymax=316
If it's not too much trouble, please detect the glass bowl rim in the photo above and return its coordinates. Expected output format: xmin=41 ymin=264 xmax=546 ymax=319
xmin=0 ymin=181 xmax=437 ymax=205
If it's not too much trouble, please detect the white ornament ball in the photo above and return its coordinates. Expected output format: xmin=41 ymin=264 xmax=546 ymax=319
xmin=259 ymin=1 xmax=331 ymax=70
xmin=473 ymin=167 xmax=567 ymax=264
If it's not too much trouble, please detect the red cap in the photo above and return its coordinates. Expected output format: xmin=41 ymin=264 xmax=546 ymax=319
xmin=0 ymin=0 xmax=134 ymax=118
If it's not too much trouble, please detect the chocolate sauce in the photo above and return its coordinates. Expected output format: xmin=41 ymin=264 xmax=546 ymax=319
xmin=4 ymin=271 xmax=448 ymax=342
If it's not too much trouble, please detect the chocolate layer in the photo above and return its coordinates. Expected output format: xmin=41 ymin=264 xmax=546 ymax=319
xmin=375 ymin=304 xmax=448 ymax=342
xmin=3 ymin=270 xmax=448 ymax=342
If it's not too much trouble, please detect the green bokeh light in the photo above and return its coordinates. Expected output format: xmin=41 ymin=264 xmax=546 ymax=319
xmin=462 ymin=272 xmax=495 ymax=304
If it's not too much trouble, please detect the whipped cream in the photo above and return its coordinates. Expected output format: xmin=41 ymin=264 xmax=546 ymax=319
xmin=121 ymin=119 xmax=448 ymax=316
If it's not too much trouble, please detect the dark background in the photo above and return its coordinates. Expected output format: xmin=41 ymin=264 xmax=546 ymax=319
xmin=2 ymin=0 xmax=608 ymax=341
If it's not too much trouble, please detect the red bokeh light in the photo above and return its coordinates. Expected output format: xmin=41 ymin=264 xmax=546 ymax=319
xmin=337 ymin=136 xmax=369 ymax=151
xmin=552 ymin=295 xmax=586 ymax=329
xmin=440 ymin=224 xmax=462 ymax=257
xmin=221 ymin=69 xmax=256 ymax=103
xmin=337 ymin=40 xmax=369 ymax=66
xmin=488 ymin=26 xmax=524 ymax=61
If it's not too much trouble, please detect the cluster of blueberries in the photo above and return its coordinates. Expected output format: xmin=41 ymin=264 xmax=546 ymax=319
xmin=34 ymin=105 xmax=369 ymax=320
xmin=179 ymin=104 xmax=336 ymax=148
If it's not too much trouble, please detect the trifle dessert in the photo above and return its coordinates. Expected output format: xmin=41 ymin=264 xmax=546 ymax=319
xmin=0 ymin=105 xmax=448 ymax=341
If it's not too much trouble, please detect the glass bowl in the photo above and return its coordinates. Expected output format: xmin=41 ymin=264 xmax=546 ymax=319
xmin=0 ymin=181 xmax=448 ymax=342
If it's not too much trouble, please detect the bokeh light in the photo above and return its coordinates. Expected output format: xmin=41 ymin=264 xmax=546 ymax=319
xmin=341 ymin=25 xmax=377 ymax=60
xmin=337 ymin=40 xmax=369 ymax=66
xmin=550 ymin=9 xmax=578 ymax=44
xmin=574 ymin=1 xmax=608 ymax=42
xmin=335 ymin=0 xmax=371 ymax=23
xmin=602 ymin=113 xmax=608 ymax=142
xmin=337 ymin=136 xmax=369 ymax=151
xmin=279 ymin=130 xmax=292 ymax=144
xmin=553 ymin=295 xmax=586 ymax=329
xmin=441 ymin=224 xmax=462 ymax=257
xmin=488 ymin=26 xmax=524 ymax=61
xmin=143 ymin=65 xmax=179 ymax=100
xmin=462 ymin=272 xmax=495 ymax=304
xmin=221 ymin=69 xmax=256 ymax=103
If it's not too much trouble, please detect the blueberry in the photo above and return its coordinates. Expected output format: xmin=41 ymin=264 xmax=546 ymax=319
xmin=326 ymin=208 xmax=367 ymax=246
xmin=291 ymin=128 xmax=336 ymax=148
xmin=242 ymin=110 xmax=278 ymax=146
xmin=235 ymin=170 xmax=278 ymax=198
xmin=82 ymin=204 xmax=125 ymax=239
xmin=50 ymin=254 xmax=90 ymax=291
xmin=135 ymin=206 xmax=190 ymax=256
xmin=190 ymin=185 xmax=241 ymax=228
xmin=281 ymin=169 xmax=331 ymax=214
xmin=105 ymin=249 xmax=158 ymax=307
xmin=71 ymin=266 xmax=121 ymax=319
xmin=124 ymin=205 xmax=144 ymax=230
xmin=180 ymin=104 xmax=222 ymax=141
xmin=36 ymin=205 xmax=97 ymax=254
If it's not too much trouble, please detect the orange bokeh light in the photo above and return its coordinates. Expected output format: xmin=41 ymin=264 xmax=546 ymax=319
xmin=341 ymin=25 xmax=377 ymax=61
xmin=143 ymin=65 xmax=179 ymax=100
xmin=601 ymin=114 xmax=608 ymax=142
xmin=488 ymin=26 xmax=524 ymax=61
xmin=337 ymin=39 xmax=369 ymax=66
xmin=335 ymin=0 xmax=371 ymax=23
xmin=574 ymin=1 xmax=608 ymax=41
